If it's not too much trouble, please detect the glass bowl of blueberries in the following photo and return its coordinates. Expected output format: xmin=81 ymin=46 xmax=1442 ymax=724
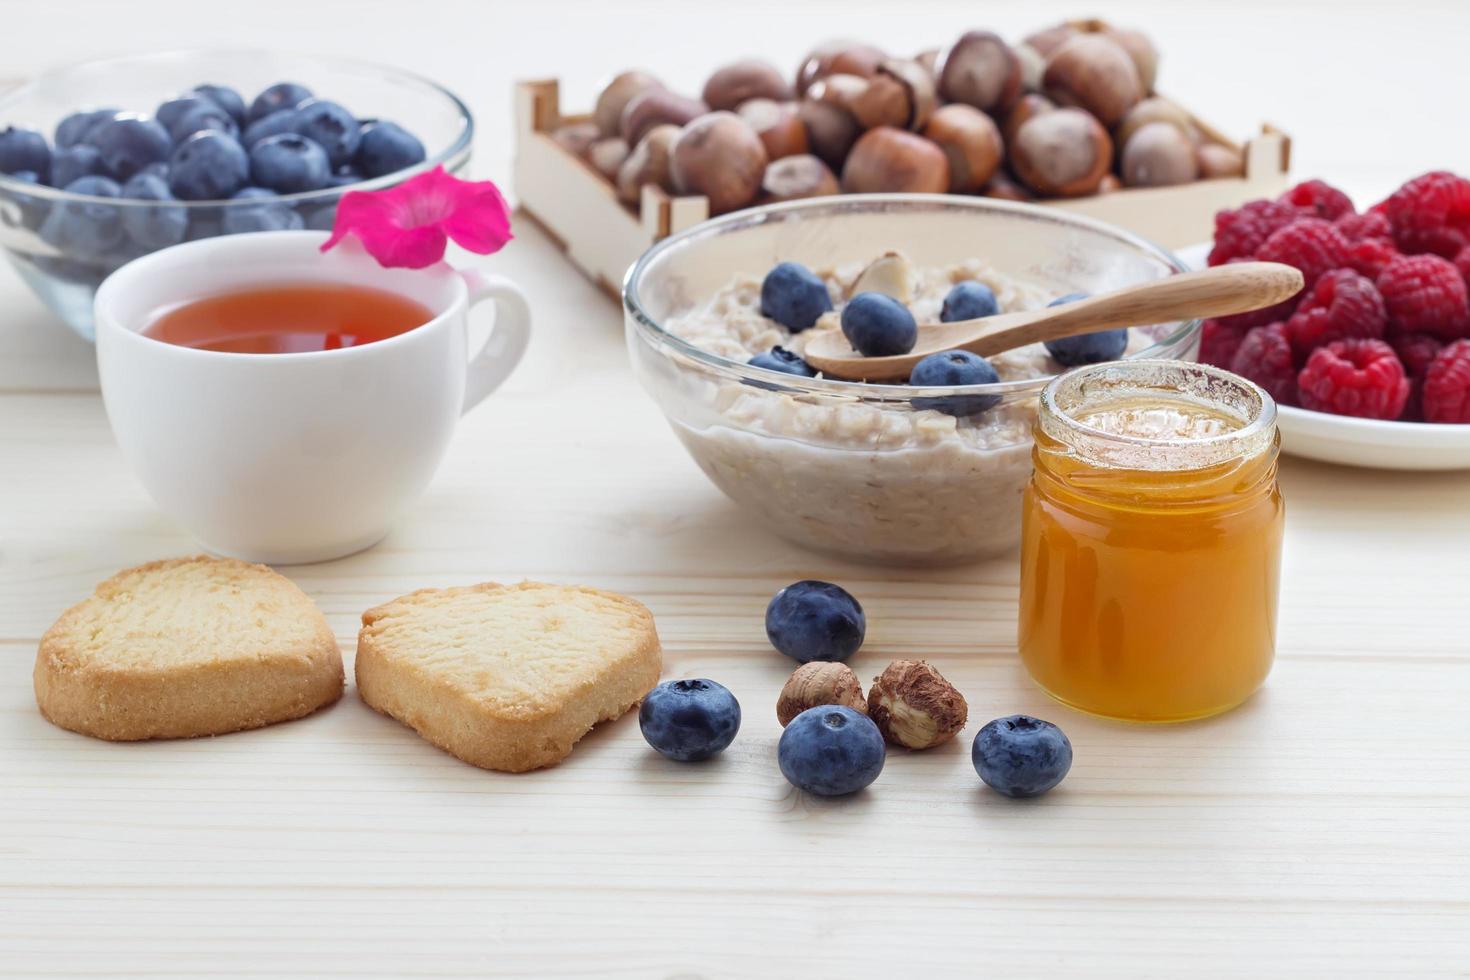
xmin=0 ymin=49 xmax=472 ymax=340
xmin=623 ymin=195 xmax=1202 ymax=566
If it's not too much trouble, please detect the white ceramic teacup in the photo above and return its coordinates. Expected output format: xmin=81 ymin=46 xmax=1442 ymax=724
xmin=94 ymin=230 xmax=530 ymax=564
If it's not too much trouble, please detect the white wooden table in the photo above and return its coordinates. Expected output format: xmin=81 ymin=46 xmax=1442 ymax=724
xmin=4 ymin=2 xmax=1470 ymax=976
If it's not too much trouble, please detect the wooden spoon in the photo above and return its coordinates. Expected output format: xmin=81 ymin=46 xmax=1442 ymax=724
xmin=801 ymin=261 xmax=1304 ymax=382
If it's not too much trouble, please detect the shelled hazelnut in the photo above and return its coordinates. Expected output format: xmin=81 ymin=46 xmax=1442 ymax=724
xmin=1102 ymin=27 xmax=1160 ymax=94
xmin=922 ymin=104 xmax=1002 ymax=193
xmin=777 ymin=662 xmax=867 ymax=727
xmin=616 ymin=124 xmax=679 ymax=204
xmin=670 ymin=111 xmax=769 ymax=214
xmin=1002 ymin=92 xmax=1054 ymax=146
xmin=798 ymin=94 xmax=861 ymax=169
xmin=867 ymin=660 xmax=968 ymax=750
xmin=587 ymin=137 xmax=630 ymax=179
xmin=594 ymin=70 xmax=663 ymax=137
xmin=1042 ymin=34 xmax=1142 ymax=128
xmin=703 ymin=59 xmax=794 ymax=112
xmin=761 ymin=154 xmax=840 ymax=202
xmin=1010 ymin=107 xmax=1112 ymax=197
xmin=795 ymin=40 xmax=887 ymax=95
xmin=737 ymin=99 xmax=809 ymax=160
xmin=936 ymin=30 xmax=1023 ymax=115
xmin=551 ymin=121 xmax=601 ymax=159
xmin=1196 ymin=142 xmax=1246 ymax=179
xmin=1116 ymin=96 xmax=1198 ymax=149
xmin=621 ymin=89 xmax=708 ymax=146
xmin=850 ymin=59 xmax=937 ymax=132
xmin=1121 ymin=121 xmax=1199 ymax=187
xmin=841 ymin=126 xmax=949 ymax=194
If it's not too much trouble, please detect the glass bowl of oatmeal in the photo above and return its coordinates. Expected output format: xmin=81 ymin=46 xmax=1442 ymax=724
xmin=622 ymin=195 xmax=1200 ymax=566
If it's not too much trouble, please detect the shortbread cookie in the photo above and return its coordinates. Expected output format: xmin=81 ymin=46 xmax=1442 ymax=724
xmin=356 ymin=581 xmax=662 ymax=773
xmin=35 ymin=556 xmax=343 ymax=741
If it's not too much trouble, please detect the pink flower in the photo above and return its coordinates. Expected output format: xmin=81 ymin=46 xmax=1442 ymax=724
xmin=321 ymin=166 xmax=512 ymax=269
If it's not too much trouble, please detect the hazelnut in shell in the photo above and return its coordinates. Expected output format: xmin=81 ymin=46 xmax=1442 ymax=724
xmin=1116 ymin=96 xmax=1198 ymax=149
xmin=936 ymin=30 xmax=1023 ymax=115
xmin=761 ymin=154 xmax=839 ymax=202
xmin=841 ymin=126 xmax=949 ymax=194
xmin=1102 ymin=27 xmax=1161 ymax=94
xmin=587 ymin=137 xmax=629 ymax=179
xmin=551 ymin=121 xmax=601 ymax=159
xmin=798 ymin=97 xmax=860 ymax=170
xmin=1120 ymin=121 xmax=1199 ymax=187
xmin=670 ymin=111 xmax=769 ymax=215
xmin=796 ymin=40 xmax=887 ymax=95
xmin=982 ymin=172 xmax=1032 ymax=202
xmin=922 ymin=103 xmax=1002 ymax=193
xmin=850 ymin=59 xmax=937 ymax=132
xmin=777 ymin=662 xmax=867 ymax=727
xmin=737 ymin=98 xmax=809 ymax=161
xmin=621 ymin=89 xmax=708 ymax=146
xmin=1010 ymin=106 xmax=1113 ymax=197
xmin=1003 ymin=92 xmax=1055 ymax=146
xmin=703 ymin=59 xmax=794 ymax=112
xmin=1022 ymin=22 xmax=1080 ymax=60
xmin=1042 ymin=34 xmax=1143 ymax=128
xmin=594 ymin=70 xmax=663 ymax=137
xmin=616 ymin=124 xmax=679 ymax=204
xmin=1196 ymin=142 xmax=1245 ymax=179
xmin=867 ymin=660 xmax=968 ymax=750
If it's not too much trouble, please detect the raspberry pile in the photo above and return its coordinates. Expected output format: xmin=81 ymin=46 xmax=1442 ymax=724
xmin=1202 ymin=174 xmax=1470 ymax=422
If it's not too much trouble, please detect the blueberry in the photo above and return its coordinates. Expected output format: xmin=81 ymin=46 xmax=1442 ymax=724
xmin=88 ymin=116 xmax=171 ymax=181
xmin=355 ymin=121 xmax=427 ymax=178
xmin=778 ymin=706 xmax=885 ymax=797
xmin=909 ymin=350 xmax=1002 ymax=417
xmin=972 ymin=715 xmax=1073 ymax=799
xmin=222 ymin=186 xmax=305 ymax=235
xmin=119 ymin=172 xmax=188 ymax=250
xmin=1041 ymin=291 xmax=1128 ymax=367
xmin=327 ymin=168 xmax=363 ymax=188
xmin=248 ymin=82 xmax=313 ymax=123
xmin=291 ymin=100 xmax=361 ymax=169
xmin=765 ymin=580 xmax=865 ymax=664
xmin=51 ymin=144 xmax=105 ymax=187
xmin=0 ymin=126 xmax=51 ymax=181
xmin=749 ymin=346 xmax=816 ymax=378
xmin=168 ymin=102 xmax=239 ymax=144
xmin=39 ymin=175 xmax=124 ymax=257
xmin=250 ymin=133 xmax=330 ymax=193
xmin=192 ymin=84 xmax=246 ymax=126
xmin=940 ymin=280 xmax=1000 ymax=322
xmin=168 ymin=131 xmax=249 ymax=201
xmin=840 ymin=292 xmax=917 ymax=357
xmin=241 ymin=108 xmax=300 ymax=148
xmin=758 ymin=261 xmax=833 ymax=333
xmin=156 ymin=96 xmax=214 ymax=132
xmin=639 ymin=679 xmax=741 ymax=762
xmin=2 ymin=170 xmax=47 ymax=228
xmin=55 ymin=108 xmax=119 ymax=149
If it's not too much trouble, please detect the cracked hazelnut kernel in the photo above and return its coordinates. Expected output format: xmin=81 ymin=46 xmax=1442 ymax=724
xmin=867 ymin=660 xmax=968 ymax=750
xmin=777 ymin=662 xmax=867 ymax=727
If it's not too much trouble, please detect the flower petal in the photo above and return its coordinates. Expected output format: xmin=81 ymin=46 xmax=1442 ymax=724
xmin=321 ymin=165 xmax=512 ymax=269
xmin=442 ymin=182 xmax=513 ymax=255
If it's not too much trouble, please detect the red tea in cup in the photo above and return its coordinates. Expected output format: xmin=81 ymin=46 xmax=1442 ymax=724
xmin=142 ymin=283 xmax=434 ymax=354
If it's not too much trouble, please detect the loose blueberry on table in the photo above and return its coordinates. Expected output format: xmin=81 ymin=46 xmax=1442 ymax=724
xmin=639 ymin=679 xmax=742 ymax=762
xmin=778 ymin=705 xmax=886 ymax=797
xmin=972 ymin=714 xmax=1073 ymax=799
xmin=765 ymin=580 xmax=865 ymax=664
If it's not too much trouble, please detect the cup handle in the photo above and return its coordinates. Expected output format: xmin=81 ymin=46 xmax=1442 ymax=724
xmin=458 ymin=268 xmax=532 ymax=415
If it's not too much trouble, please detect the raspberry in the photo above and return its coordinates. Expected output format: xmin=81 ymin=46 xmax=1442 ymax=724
xmin=1376 ymin=254 xmax=1470 ymax=340
xmin=1455 ymin=245 xmax=1470 ymax=289
xmin=1383 ymin=171 xmax=1470 ymax=258
xmin=1281 ymin=179 xmax=1354 ymax=221
xmin=1208 ymin=198 xmax=1308 ymax=265
xmin=1297 ymin=339 xmax=1410 ymax=420
xmin=1335 ymin=210 xmax=1391 ymax=241
xmin=1256 ymin=218 xmax=1349 ymax=292
xmin=1423 ymin=339 xmax=1470 ymax=422
xmin=1345 ymin=237 xmax=1399 ymax=280
xmin=1198 ymin=318 xmax=1248 ymax=369
xmin=1392 ymin=333 xmax=1444 ymax=421
xmin=1230 ymin=323 xmax=1297 ymax=406
xmin=1283 ymin=269 xmax=1386 ymax=357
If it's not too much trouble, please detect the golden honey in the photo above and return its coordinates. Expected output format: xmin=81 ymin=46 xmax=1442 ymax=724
xmin=1018 ymin=360 xmax=1284 ymax=722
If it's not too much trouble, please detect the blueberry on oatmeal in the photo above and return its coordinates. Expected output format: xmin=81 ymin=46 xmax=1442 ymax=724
xmin=909 ymin=350 xmax=1002 ymax=416
xmin=759 ymin=261 xmax=833 ymax=332
xmin=749 ymin=346 xmax=817 ymax=378
xmin=841 ymin=292 xmax=917 ymax=357
xmin=940 ymin=280 xmax=1000 ymax=322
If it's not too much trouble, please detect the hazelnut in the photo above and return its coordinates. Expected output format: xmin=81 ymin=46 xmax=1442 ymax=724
xmin=798 ymin=97 xmax=860 ymax=170
xmin=594 ymin=70 xmax=663 ymax=137
xmin=616 ymin=124 xmax=679 ymax=204
xmin=1022 ymin=22 xmax=1080 ymax=59
xmin=737 ymin=99 xmax=809 ymax=160
xmin=551 ymin=121 xmax=601 ymax=159
xmin=867 ymin=660 xmax=968 ymax=750
xmin=795 ymin=40 xmax=887 ymax=95
xmin=1197 ymin=142 xmax=1245 ymax=179
xmin=620 ymin=89 xmax=708 ymax=146
xmin=982 ymin=172 xmax=1032 ymax=201
xmin=1003 ymin=92 xmax=1055 ymax=146
xmin=922 ymin=104 xmax=1002 ymax=193
xmin=1102 ymin=27 xmax=1160 ymax=94
xmin=808 ymin=73 xmax=869 ymax=114
xmin=841 ymin=126 xmax=949 ymax=194
xmin=850 ymin=59 xmax=937 ymax=132
xmin=702 ymin=59 xmax=794 ymax=112
xmin=1010 ymin=107 xmax=1113 ymax=197
xmin=1015 ymin=43 xmax=1047 ymax=93
xmin=1043 ymin=34 xmax=1142 ymax=128
xmin=762 ymin=155 xmax=838 ymax=203
xmin=587 ymin=137 xmax=629 ymax=179
xmin=777 ymin=662 xmax=867 ymax=727
xmin=1116 ymin=96 xmax=1197 ymax=149
xmin=670 ymin=111 xmax=768 ymax=215
xmin=1120 ymin=121 xmax=1199 ymax=187
xmin=1098 ymin=173 xmax=1122 ymax=193
xmin=937 ymin=30 xmax=1023 ymax=115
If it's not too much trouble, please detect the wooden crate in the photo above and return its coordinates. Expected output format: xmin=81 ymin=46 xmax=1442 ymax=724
xmin=513 ymin=78 xmax=1291 ymax=298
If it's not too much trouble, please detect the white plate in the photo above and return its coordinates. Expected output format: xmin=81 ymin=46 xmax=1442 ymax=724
xmin=1176 ymin=241 xmax=1470 ymax=470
